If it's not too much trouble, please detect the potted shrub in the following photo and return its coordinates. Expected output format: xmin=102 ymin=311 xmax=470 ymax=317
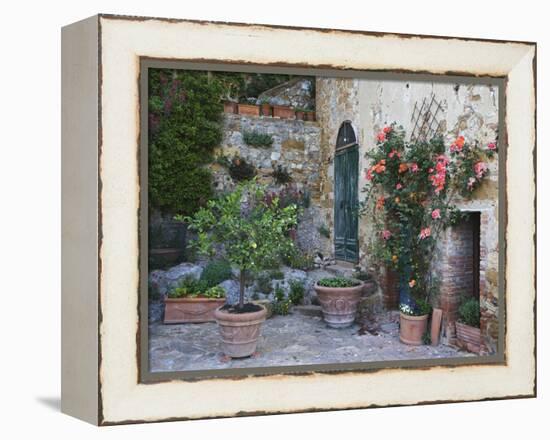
xmin=259 ymin=98 xmax=272 ymax=117
xmin=237 ymin=98 xmax=260 ymax=117
xmin=272 ymin=105 xmax=295 ymax=119
xmin=164 ymin=278 xmax=226 ymax=324
xmin=183 ymin=180 xmax=298 ymax=358
xmin=314 ymin=277 xmax=363 ymax=328
xmin=456 ymin=296 xmax=482 ymax=353
xmin=399 ymin=300 xmax=431 ymax=345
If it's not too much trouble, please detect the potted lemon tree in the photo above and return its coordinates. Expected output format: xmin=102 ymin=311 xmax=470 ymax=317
xmin=181 ymin=180 xmax=298 ymax=358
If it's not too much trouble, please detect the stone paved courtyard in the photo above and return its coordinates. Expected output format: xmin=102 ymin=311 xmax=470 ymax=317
xmin=149 ymin=305 xmax=475 ymax=372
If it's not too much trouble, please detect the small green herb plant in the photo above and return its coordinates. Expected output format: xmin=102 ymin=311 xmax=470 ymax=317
xmin=242 ymin=130 xmax=274 ymax=148
xmin=317 ymin=277 xmax=361 ymax=288
xmin=458 ymin=296 xmax=480 ymax=327
xmin=167 ymin=277 xmax=226 ymax=299
xmin=288 ymin=280 xmax=305 ymax=305
xmin=272 ymin=285 xmax=291 ymax=315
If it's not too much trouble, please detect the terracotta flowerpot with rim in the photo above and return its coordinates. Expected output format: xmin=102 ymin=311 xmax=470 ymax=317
xmin=455 ymin=321 xmax=482 ymax=353
xmin=272 ymin=105 xmax=295 ymax=119
xmin=314 ymin=282 xmax=364 ymax=328
xmin=214 ymin=305 xmax=267 ymax=358
xmin=164 ymin=297 xmax=226 ymax=324
xmin=399 ymin=312 xmax=429 ymax=345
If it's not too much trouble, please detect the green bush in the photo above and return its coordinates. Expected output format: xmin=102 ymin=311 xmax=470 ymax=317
xmin=317 ymin=277 xmax=361 ymax=288
xmin=167 ymin=277 xmax=227 ymax=299
xmin=228 ymin=156 xmax=257 ymax=182
xmin=284 ymin=250 xmax=315 ymax=271
xmin=288 ymin=280 xmax=305 ymax=305
xmin=148 ymin=69 xmax=223 ymax=216
xmin=200 ymin=260 xmax=232 ymax=288
xmin=255 ymin=272 xmax=273 ymax=294
xmin=272 ymin=285 xmax=291 ymax=315
xmin=270 ymin=269 xmax=285 ymax=280
xmin=242 ymin=130 xmax=274 ymax=148
xmin=271 ymin=165 xmax=292 ymax=184
xmin=458 ymin=297 xmax=480 ymax=327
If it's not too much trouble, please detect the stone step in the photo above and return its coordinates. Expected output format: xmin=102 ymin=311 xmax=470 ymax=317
xmin=325 ymin=263 xmax=357 ymax=278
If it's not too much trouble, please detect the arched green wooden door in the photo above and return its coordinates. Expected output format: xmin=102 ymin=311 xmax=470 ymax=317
xmin=334 ymin=122 xmax=359 ymax=262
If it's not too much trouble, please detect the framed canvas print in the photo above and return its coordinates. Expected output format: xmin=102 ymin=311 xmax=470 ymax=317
xmin=61 ymin=14 xmax=536 ymax=425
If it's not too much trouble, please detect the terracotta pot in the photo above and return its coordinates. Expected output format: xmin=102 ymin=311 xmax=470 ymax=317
xmin=272 ymin=105 xmax=295 ymax=119
xmin=214 ymin=305 xmax=267 ymax=358
xmin=314 ymin=282 xmax=363 ymax=328
xmin=295 ymin=110 xmax=305 ymax=120
xmin=164 ymin=297 xmax=226 ymax=324
xmin=305 ymin=111 xmax=316 ymax=121
xmin=399 ymin=312 xmax=429 ymax=345
xmin=456 ymin=321 xmax=482 ymax=353
xmin=260 ymin=103 xmax=272 ymax=117
xmin=237 ymin=103 xmax=260 ymax=117
xmin=223 ymin=101 xmax=238 ymax=114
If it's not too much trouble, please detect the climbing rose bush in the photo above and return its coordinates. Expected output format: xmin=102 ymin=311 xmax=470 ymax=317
xmin=362 ymin=125 xmax=497 ymax=312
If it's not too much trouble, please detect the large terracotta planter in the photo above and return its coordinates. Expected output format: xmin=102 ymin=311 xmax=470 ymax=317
xmin=237 ymin=103 xmax=260 ymax=117
xmin=314 ymin=282 xmax=363 ymax=328
xmin=272 ymin=105 xmax=295 ymax=119
xmin=214 ymin=305 xmax=267 ymax=358
xmin=399 ymin=313 xmax=429 ymax=345
xmin=164 ymin=297 xmax=226 ymax=324
xmin=456 ymin=321 xmax=482 ymax=353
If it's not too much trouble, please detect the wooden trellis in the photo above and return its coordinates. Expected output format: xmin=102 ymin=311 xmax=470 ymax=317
xmin=410 ymin=94 xmax=446 ymax=143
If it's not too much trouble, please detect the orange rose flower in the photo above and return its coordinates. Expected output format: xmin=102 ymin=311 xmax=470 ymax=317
xmin=398 ymin=163 xmax=408 ymax=173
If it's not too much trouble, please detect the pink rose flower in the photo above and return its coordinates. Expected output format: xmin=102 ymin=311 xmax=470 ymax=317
xmin=487 ymin=142 xmax=497 ymax=151
xmin=474 ymin=161 xmax=488 ymax=179
xmin=419 ymin=227 xmax=431 ymax=240
xmin=431 ymin=209 xmax=441 ymax=220
xmin=377 ymin=132 xmax=386 ymax=142
xmin=382 ymin=230 xmax=392 ymax=240
xmin=410 ymin=163 xmax=419 ymax=173
xmin=383 ymin=126 xmax=392 ymax=134
xmin=396 ymin=183 xmax=403 ymax=190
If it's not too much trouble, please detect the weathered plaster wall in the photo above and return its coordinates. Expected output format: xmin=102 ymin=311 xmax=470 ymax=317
xmin=317 ymin=77 xmax=500 ymax=352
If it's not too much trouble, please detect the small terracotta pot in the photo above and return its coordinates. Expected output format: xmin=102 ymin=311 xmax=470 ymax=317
xmin=214 ymin=305 xmax=267 ymax=358
xmin=295 ymin=111 xmax=305 ymax=120
xmin=237 ymin=103 xmax=260 ymax=116
xmin=260 ymin=103 xmax=272 ymax=117
xmin=305 ymin=111 xmax=316 ymax=121
xmin=314 ymin=282 xmax=363 ymax=328
xmin=456 ymin=321 xmax=482 ymax=353
xmin=272 ymin=105 xmax=295 ymax=119
xmin=399 ymin=312 xmax=429 ymax=345
xmin=223 ymin=101 xmax=238 ymax=114
xmin=164 ymin=297 xmax=226 ymax=324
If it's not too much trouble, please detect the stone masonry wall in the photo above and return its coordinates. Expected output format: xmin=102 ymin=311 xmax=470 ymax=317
xmin=211 ymin=113 xmax=328 ymax=255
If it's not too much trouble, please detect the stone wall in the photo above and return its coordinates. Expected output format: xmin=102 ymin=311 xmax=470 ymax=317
xmin=211 ymin=113 xmax=328 ymax=255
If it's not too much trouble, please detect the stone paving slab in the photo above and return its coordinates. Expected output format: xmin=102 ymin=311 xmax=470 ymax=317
xmin=149 ymin=308 xmax=476 ymax=373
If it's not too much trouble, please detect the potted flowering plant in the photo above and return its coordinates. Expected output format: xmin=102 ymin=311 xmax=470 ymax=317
xmin=456 ymin=296 xmax=482 ymax=353
xmin=314 ymin=277 xmax=363 ymax=328
xmin=182 ymin=180 xmax=298 ymax=358
xmin=164 ymin=278 xmax=226 ymax=324
xmin=363 ymin=125 xmax=496 ymax=345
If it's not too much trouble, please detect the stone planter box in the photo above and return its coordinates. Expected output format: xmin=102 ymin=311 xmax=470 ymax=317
xmin=272 ymin=105 xmax=295 ymax=119
xmin=223 ymin=101 xmax=238 ymax=114
xmin=163 ymin=297 xmax=226 ymax=324
xmin=237 ymin=103 xmax=260 ymax=116
xmin=456 ymin=321 xmax=482 ymax=353
xmin=149 ymin=247 xmax=185 ymax=270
